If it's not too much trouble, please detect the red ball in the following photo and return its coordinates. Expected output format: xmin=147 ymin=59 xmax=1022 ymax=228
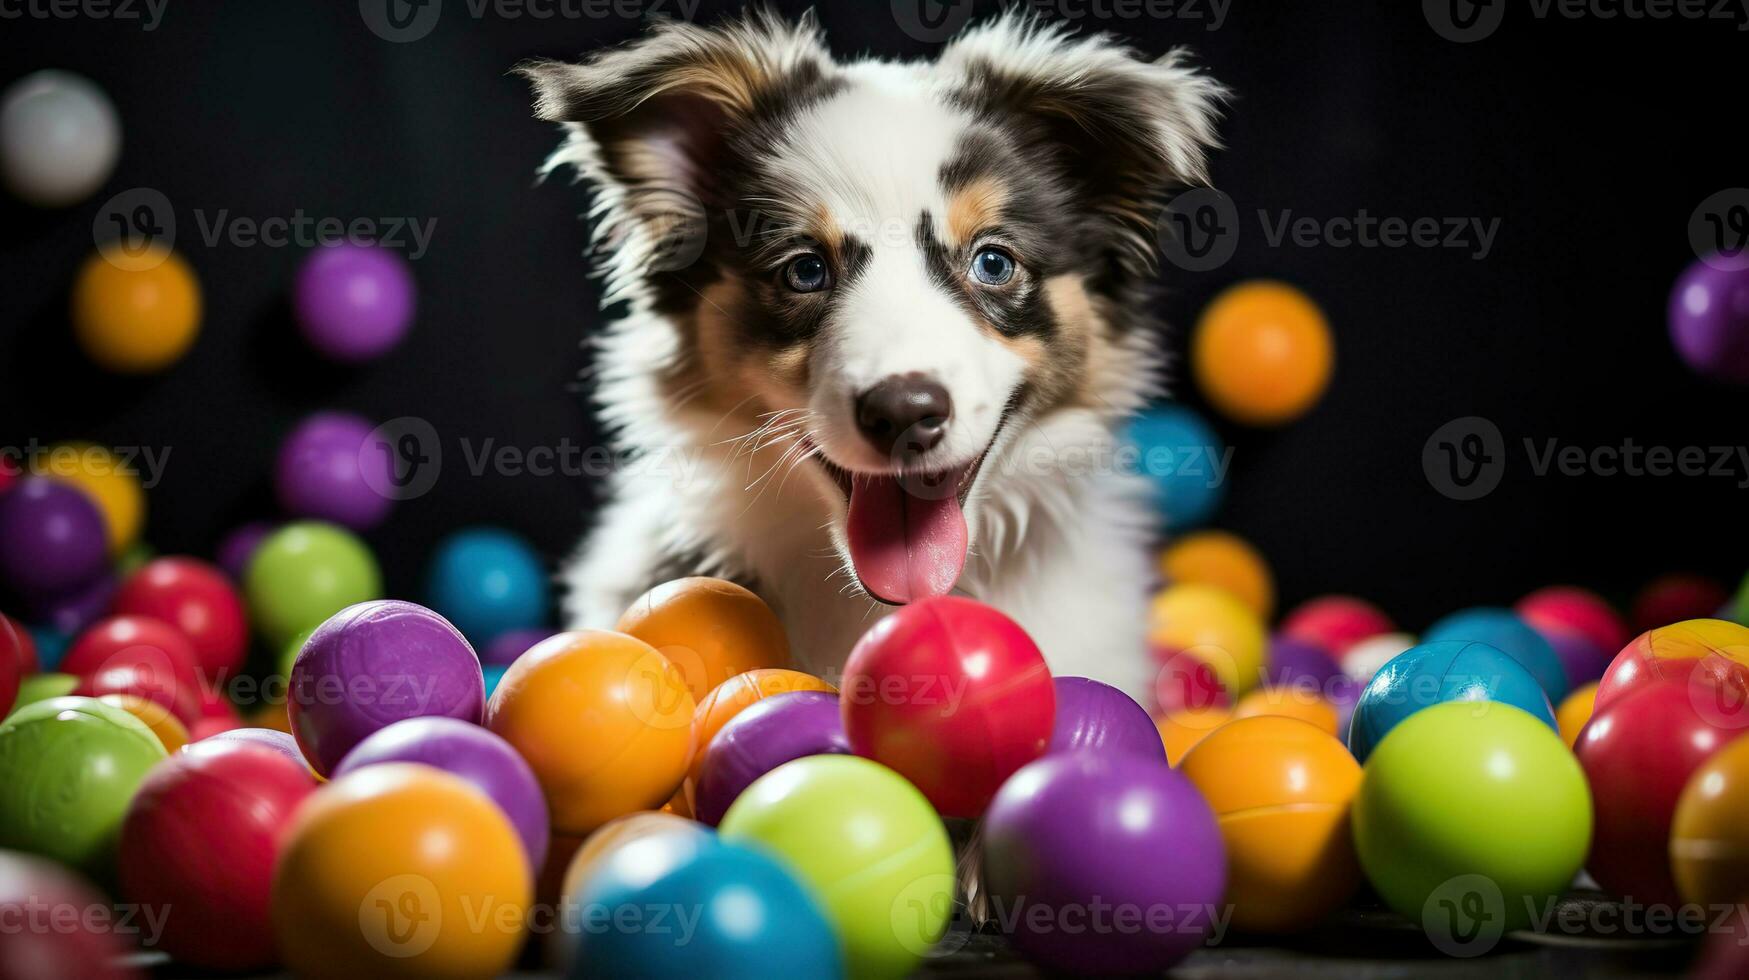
xmin=118 ymin=740 xmax=316 ymax=969
xmin=195 ymin=682 xmax=240 ymax=722
xmin=1 ymin=612 xmax=36 ymax=673
xmin=0 ymin=615 xmax=21 ymax=717
xmin=1516 ymin=586 xmax=1628 ymax=657
xmin=113 ymin=558 xmax=248 ymax=677
xmin=73 ymin=661 xmax=202 ymax=727
xmin=842 ymin=596 xmax=1055 ymax=818
xmin=0 ymin=851 xmax=141 ymax=980
xmin=1279 ymin=596 xmax=1392 ymax=655
xmin=1150 ymin=645 xmax=1231 ymax=714
xmin=189 ymin=715 xmax=244 ymax=740
xmin=1632 ymin=574 xmax=1729 ymax=632
xmin=1575 ymin=680 xmax=1737 ymax=905
xmin=62 ymin=615 xmax=204 ymax=691
xmin=1594 ymin=620 xmax=1749 ymax=716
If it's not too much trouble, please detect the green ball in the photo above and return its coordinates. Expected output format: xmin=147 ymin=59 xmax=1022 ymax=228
xmin=719 ymin=755 xmax=953 ymax=980
xmin=7 ymin=673 xmax=79 ymax=717
xmin=244 ymin=521 xmax=381 ymax=646
xmin=278 ymin=627 xmax=315 ymax=679
xmin=1353 ymin=701 xmax=1591 ymax=947
xmin=0 ymin=696 xmax=168 ymax=875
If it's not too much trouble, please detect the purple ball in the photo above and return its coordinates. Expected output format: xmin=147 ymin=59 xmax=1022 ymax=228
xmin=203 ymin=727 xmax=307 ymax=768
xmin=216 ymin=521 xmax=273 ymax=580
xmin=1670 ymin=259 xmax=1749 ymax=383
xmin=293 ymin=242 xmax=416 ymax=363
xmin=983 ymin=753 xmax=1226 ymax=974
xmin=481 ymin=627 xmax=552 ymax=667
xmin=334 ymin=716 xmax=549 ymax=868
xmin=0 ymin=477 xmax=108 ymax=593
xmin=30 ymin=570 xmax=117 ymax=635
xmin=694 ymin=691 xmax=850 ymax=826
xmin=289 ymin=599 xmax=484 ymax=776
xmin=1541 ymin=626 xmax=1608 ymax=688
xmin=274 ymin=412 xmax=394 ymax=531
xmin=1264 ymin=634 xmax=1342 ymax=692
xmin=1047 ymin=676 xmax=1166 ymax=761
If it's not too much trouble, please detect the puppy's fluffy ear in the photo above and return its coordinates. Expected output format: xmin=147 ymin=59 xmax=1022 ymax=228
xmin=940 ymin=14 xmax=1226 ymax=270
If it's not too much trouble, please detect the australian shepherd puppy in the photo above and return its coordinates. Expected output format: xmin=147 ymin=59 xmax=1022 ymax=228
xmin=520 ymin=10 xmax=1223 ymax=701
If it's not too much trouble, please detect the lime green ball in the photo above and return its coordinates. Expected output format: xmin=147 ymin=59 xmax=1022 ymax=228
xmin=278 ymin=627 xmax=315 ymax=679
xmin=7 ymin=673 xmax=79 ymax=717
xmin=1353 ymin=701 xmax=1591 ymax=946
xmin=719 ymin=755 xmax=953 ymax=980
xmin=0 ymin=696 xmax=169 ymax=875
xmin=244 ymin=521 xmax=381 ymax=646
xmin=117 ymin=540 xmax=155 ymax=576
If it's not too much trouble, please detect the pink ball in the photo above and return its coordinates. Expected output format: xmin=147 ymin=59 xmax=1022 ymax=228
xmin=1517 ymin=586 xmax=1628 ymax=659
xmin=1280 ymin=596 xmax=1393 ymax=655
xmin=0 ymin=851 xmax=140 ymax=980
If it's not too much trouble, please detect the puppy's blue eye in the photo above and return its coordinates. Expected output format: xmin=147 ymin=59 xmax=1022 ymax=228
xmin=784 ymin=254 xmax=830 ymax=293
xmin=971 ymin=247 xmax=1015 ymax=285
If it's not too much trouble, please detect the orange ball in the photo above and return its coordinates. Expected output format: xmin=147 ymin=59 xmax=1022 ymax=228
xmin=1192 ymin=280 xmax=1333 ymax=426
xmin=686 ymin=667 xmax=835 ymax=797
xmin=616 ymin=577 xmax=790 ymax=701
xmin=71 ymin=247 xmax=202 ymax=373
xmin=97 ymin=693 xmax=188 ymax=752
xmin=1232 ymin=686 xmax=1339 ymax=737
xmin=1556 ymin=682 xmax=1598 ymax=748
xmin=1178 ymin=715 xmax=1362 ymax=931
xmin=485 ymin=630 xmax=695 ymax=835
xmin=1150 ymin=583 xmax=1267 ymax=696
xmin=271 ymin=764 xmax=531 ymax=980
xmin=1671 ymin=734 xmax=1749 ymax=907
xmin=1155 ymin=705 xmax=1231 ymax=765
xmin=1159 ymin=530 xmax=1275 ymax=619
xmin=560 ymin=811 xmax=708 ymax=905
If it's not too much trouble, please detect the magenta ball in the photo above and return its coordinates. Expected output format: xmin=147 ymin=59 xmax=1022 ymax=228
xmin=0 ymin=477 xmax=108 ymax=593
xmin=1046 ymin=676 xmax=1165 ymax=761
xmin=274 ymin=412 xmax=394 ymax=531
xmin=481 ymin=627 xmax=552 ymax=667
xmin=1540 ymin=626 xmax=1610 ymax=688
xmin=1670 ymin=260 xmax=1749 ymax=383
xmin=31 ymin=570 xmax=117 ymax=636
xmin=203 ymin=727 xmax=307 ymax=768
xmin=216 ymin=522 xmax=273 ymax=580
xmin=1264 ymin=634 xmax=1342 ymax=692
xmin=333 ymin=716 xmax=548 ymax=868
xmin=288 ymin=599 xmax=483 ymax=776
xmin=693 ymin=691 xmax=850 ymax=826
xmin=982 ymin=753 xmax=1225 ymax=974
xmin=293 ymin=242 xmax=416 ymax=363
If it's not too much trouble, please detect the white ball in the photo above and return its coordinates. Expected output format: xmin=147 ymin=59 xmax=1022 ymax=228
xmin=1342 ymin=632 xmax=1417 ymax=684
xmin=0 ymin=70 xmax=121 ymax=207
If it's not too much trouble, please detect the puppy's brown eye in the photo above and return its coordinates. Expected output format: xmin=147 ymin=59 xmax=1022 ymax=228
xmin=783 ymin=253 xmax=830 ymax=293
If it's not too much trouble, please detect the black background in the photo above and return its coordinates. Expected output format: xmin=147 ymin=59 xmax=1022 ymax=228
xmin=1 ymin=0 xmax=1744 ymax=635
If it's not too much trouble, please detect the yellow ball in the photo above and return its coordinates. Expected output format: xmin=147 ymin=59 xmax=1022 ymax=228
xmin=1233 ymin=687 xmax=1339 ymax=737
xmin=1150 ymin=583 xmax=1267 ymax=696
xmin=35 ymin=442 xmax=145 ymax=554
xmin=1671 ymin=733 xmax=1749 ymax=907
xmin=1556 ymin=681 xmax=1597 ymax=748
xmin=1192 ymin=281 xmax=1332 ymax=426
xmin=1156 ymin=706 xmax=1231 ymax=766
xmin=1159 ymin=530 xmax=1274 ymax=619
xmin=71 ymin=247 xmax=201 ymax=373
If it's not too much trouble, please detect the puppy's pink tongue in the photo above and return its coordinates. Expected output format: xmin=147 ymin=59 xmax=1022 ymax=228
xmin=846 ymin=473 xmax=968 ymax=604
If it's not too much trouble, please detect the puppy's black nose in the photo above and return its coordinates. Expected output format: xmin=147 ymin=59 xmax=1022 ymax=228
xmin=856 ymin=374 xmax=952 ymax=457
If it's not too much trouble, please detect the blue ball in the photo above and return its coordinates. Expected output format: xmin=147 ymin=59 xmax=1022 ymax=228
xmin=29 ymin=627 xmax=70 ymax=672
xmin=568 ymin=836 xmax=841 ymax=980
xmin=1424 ymin=607 xmax=1570 ymax=702
xmin=482 ymin=664 xmax=508 ymax=699
xmin=1347 ymin=641 xmax=1557 ymax=761
xmin=1123 ymin=406 xmax=1226 ymax=529
xmin=424 ymin=528 xmax=549 ymax=644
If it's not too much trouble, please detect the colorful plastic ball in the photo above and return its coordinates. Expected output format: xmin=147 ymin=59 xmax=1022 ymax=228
xmin=333 ymin=716 xmax=548 ymax=868
xmin=1426 ymin=606 xmax=1569 ymax=701
xmin=118 ymin=740 xmax=315 ymax=969
xmin=96 ymin=693 xmax=188 ymax=751
xmin=1576 ymin=680 xmax=1736 ymax=905
xmin=1517 ymin=585 xmax=1629 ymax=658
xmin=1233 ymin=686 xmax=1340 ymax=736
xmin=0 ymin=851 xmax=140 ymax=980
xmin=694 ymin=690 xmax=849 ymax=826
xmin=1671 ymin=733 xmax=1749 ymax=908
xmin=1158 ymin=530 xmax=1274 ymax=618
xmin=272 ymin=763 xmax=531 ymax=980
xmin=1180 ymin=716 xmax=1360 ymax=932
xmin=1263 ymin=634 xmax=1341 ymax=692
xmin=33 ymin=569 xmax=118 ymax=636
xmin=617 ymin=576 xmax=790 ymax=701
xmin=72 ymin=247 xmax=202 ymax=373
xmin=1556 ymin=681 xmax=1598 ymax=747
xmin=113 ymin=557 xmax=247 ymax=676
xmin=62 ymin=613 xmax=202 ymax=689
xmin=1151 ymin=646 xmax=1230 ymax=715
xmin=289 ymin=600 xmax=483 ymax=776
xmin=842 ymin=596 xmax=1055 ymax=818
xmin=481 ymin=626 xmax=552 ymax=666
xmin=216 ymin=521 xmax=273 ymax=580
xmin=1150 ymin=583 xmax=1266 ymax=697
xmin=1669 ymin=258 xmax=1749 ymax=382
xmin=1541 ymin=626 xmax=1611 ymax=690
xmin=1123 ymin=405 xmax=1225 ymax=528
xmin=1353 ymin=702 xmax=1590 ymax=935
xmin=1633 ymin=573 xmax=1729 ymax=632
xmin=1349 ymin=641 xmax=1557 ymax=762
xmin=275 ymin=412 xmax=396 ymax=531
xmin=1595 ymin=618 xmax=1749 ymax=715
xmin=36 ymin=443 xmax=144 ymax=555
xmin=1192 ymin=280 xmax=1332 ymax=426
xmin=1156 ymin=705 xmax=1231 ymax=765
xmin=0 ymin=477 xmax=108 ymax=594
xmin=0 ymin=613 xmax=35 ymax=674
xmin=982 ymin=752 xmax=1225 ymax=973
xmin=72 ymin=659 xmax=199 ymax=727
xmin=425 ymin=528 xmax=548 ymax=645
xmin=481 ymin=664 xmax=507 ymax=699
xmin=244 ymin=521 xmax=382 ymax=647
xmin=0 ymin=620 xmax=19 ymax=717
xmin=1281 ymin=595 xmax=1393 ymax=655
xmin=0 ymin=70 xmax=119 ymax=207
xmin=11 ymin=673 xmax=78 ymax=715
xmin=293 ymin=242 xmax=417 ymax=363
xmin=486 ymin=630 xmax=694 ymax=835
xmin=0 ymin=696 xmax=168 ymax=873
xmin=687 ymin=667 xmax=835 ymax=796
xmin=1339 ymin=631 xmax=1416 ymax=684
xmin=0 ymin=454 xmax=15 ymax=494
xmin=202 ymin=726 xmax=308 ymax=768
xmin=719 ymin=755 xmax=954 ymax=980
xmin=1047 ymin=675 xmax=1168 ymax=760
xmin=558 ymin=811 xmax=710 ymax=910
